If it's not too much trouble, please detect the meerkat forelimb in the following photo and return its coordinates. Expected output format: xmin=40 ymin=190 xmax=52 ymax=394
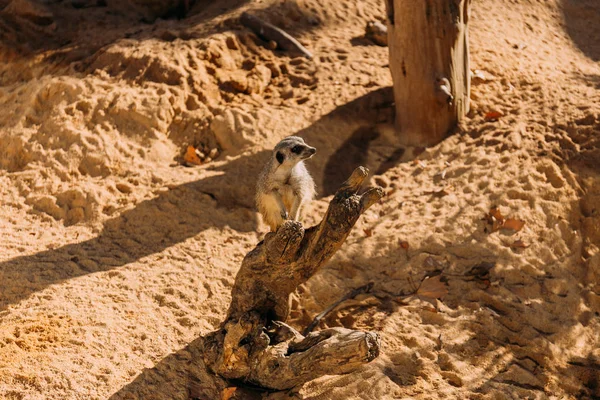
xmin=256 ymin=136 xmax=316 ymax=231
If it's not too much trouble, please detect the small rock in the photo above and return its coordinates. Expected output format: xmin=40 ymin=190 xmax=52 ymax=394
xmin=116 ymin=183 xmax=133 ymax=194
xmin=209 ymin=148 xmax=219 ymax=159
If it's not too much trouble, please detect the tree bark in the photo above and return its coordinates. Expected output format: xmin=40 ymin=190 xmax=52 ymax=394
xmin=203 ymin=167 xmax=384 ymax=390
xmin=387 ymin=0 xmax=471 ymax=146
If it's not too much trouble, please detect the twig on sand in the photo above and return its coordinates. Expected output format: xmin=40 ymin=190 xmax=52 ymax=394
xmin=303 ymin=282 xmax=374 ymax=336
xmin=240 ymin=12 xmax=313 ymax=59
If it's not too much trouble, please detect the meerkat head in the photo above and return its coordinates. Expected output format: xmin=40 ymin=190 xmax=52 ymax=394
xmin=273 ymin=136 xmax=316 ymax=167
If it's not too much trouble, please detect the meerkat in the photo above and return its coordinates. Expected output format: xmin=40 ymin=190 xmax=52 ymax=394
xmin=256 ymin=136 xmax=316 ymax=231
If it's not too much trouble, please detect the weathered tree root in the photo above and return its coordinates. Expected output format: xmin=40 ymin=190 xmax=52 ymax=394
xmin=203 ymin=167 xmax=384 ymax=390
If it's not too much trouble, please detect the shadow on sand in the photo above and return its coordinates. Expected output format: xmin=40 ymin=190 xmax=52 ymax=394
xmin=561 ymin=0 xmax=600 ymax=61
xmin=0 ymin=150 xmax=269 ymax=313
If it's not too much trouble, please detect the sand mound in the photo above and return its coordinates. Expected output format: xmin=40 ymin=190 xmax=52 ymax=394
xmin=0 ymin=0 xmax=599 ymax=399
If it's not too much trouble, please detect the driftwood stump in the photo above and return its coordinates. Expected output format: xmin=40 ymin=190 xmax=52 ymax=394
xmin=387 ymin=0 xmax=471 ymax=146
xmin=203 ymin=167 xmax=383 ymax=390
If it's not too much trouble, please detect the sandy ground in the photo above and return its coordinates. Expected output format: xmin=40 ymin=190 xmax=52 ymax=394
xmin=0 ymin=0 xmax=599 ymax=399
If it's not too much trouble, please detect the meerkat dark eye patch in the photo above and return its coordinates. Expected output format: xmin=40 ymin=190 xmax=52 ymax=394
xmin=276 ymin=151 xmax=285 ymax=163
xmin=291 ymin=145 xmax=303 ymax=154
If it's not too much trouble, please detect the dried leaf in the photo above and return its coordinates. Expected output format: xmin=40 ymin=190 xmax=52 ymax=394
xmin=484 ymin=208 xmax=526 ymax=233
xmin=484 ymin=207 xmax=505 ymax=232
xmin=221 ymin=387 xmax=237 ymax=400
xmin=510 ymin=239 xmax=529 ymax=249
xmin=490 ymin=208 xmax=504 ymax=229
xmin=364 ymin=228 xmax=373 ymax=237
xmin=416 ymin=275 xmax=448 ymax=301
xmin=488 ymin=207 xmax=504 ymax=222
xmin=503 ymin=218 xmax=525 ymax=232
xmin=399 ymin=240 xmax=409 ymax=250
xmin=184 ymin=145 xmax=202 ymax=166
xmin=484 ymin=111 xmax=503 ymax=121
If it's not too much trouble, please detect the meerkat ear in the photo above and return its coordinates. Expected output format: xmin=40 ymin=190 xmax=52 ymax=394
xmin=276 ymin=151 xmax=285 ymax=164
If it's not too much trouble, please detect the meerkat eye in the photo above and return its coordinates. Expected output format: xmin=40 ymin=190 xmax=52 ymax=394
xmin=291 ymin=145 xmax=303 ymax=154
xmin=276 ymin=151 xmax=285 ymax=163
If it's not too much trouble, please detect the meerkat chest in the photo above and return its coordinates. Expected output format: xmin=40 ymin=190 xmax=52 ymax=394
xmin=271 ymin=165 xmax=302 ymax=208
xmin=278 ymin=183 xmax=296 ymax=210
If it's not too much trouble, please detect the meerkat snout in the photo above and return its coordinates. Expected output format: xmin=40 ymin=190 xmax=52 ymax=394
xmin=256 ymin=136 xmax=317 ymax=232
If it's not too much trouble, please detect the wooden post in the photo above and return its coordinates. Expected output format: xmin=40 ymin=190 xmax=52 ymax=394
xmin=203 ymin=167 xmax=383 ymax=390
xmin=387 ymin=0 xmax=471 ymax=146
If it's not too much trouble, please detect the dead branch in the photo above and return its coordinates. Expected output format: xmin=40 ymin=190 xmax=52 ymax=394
xmin=240 ymin=12 xmax=313 ymax=59
xmin=303 ymin=282 xmax=374 ymax=336
xmin=203 ymin=167 xmax=383 ymax=390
